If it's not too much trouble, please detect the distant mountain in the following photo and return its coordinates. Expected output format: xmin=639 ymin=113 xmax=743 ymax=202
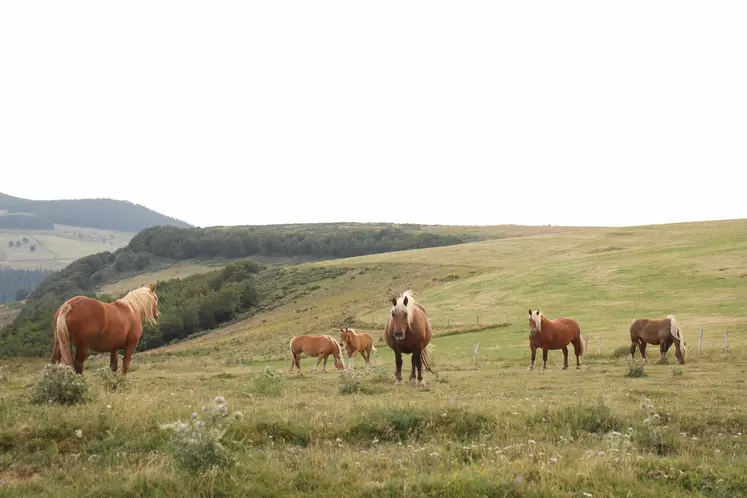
xmin=0 ymin=192 xmax=192 ymax=232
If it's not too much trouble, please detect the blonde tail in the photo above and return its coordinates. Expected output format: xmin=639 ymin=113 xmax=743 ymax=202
xmin=54 ymin=302 xmax=74 ymax=367
xmin=667 ymin=315 xmax=686 ymax=357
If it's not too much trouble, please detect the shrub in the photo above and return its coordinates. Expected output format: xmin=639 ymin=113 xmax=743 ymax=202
xmin=671 ymin=366 xmax=683 ymax=377
xmin=625 ymin=359 xmax=647 ymax=378
xmin=338 ymin=372 xmax=375 ymax=395
xmin=28 ymin=363 xmax=89 ymax=405
xmin=91 ymin=367 xmax=127 ymax=392
xmin=253 ymin=367 xmax=285 ymax=397
xmin=610 ymin=345 xmax=631 ymax=359
xmin=0 ymin=365 xmax=9 ymax=382
xmin=160 ymin=396 xmax=240 ymax=473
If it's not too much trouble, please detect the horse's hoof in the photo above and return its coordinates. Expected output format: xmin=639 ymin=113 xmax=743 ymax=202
xmin=409 ymin=378 xmax=416 ymax=385
xmin=417 ymin=380 xmax=426 ymax=387
xmin=394 ymin=379 xmax=403 ymax=386
xmin=576 ymin=365 xmax=581 ymax=370
xmin=527 ymin=366 xmax=534 ymax=371
xmin=562 ymin=366 xmax=568 ymax=370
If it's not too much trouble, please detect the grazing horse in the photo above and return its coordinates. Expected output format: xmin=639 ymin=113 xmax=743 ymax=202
xmin=384 ymin=290 xmax=433 ymax=387
xmin=288 ymin=335 xmax=345 ymax=373
xmin=51 ymin=284 xmax=160 ymax=376
xmin=339 ymin=328 xmax=377 ymax=372
xmin=630 ymin=315 xmax=687 ymax=364
xmin=527 ymin=309 xmax=584 ymax=371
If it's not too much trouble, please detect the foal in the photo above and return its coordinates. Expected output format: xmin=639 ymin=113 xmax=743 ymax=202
xmin=288 ymin=335 xmax=345 ymax=373
xmin=339 ymin=328 xmax=377 ymax=372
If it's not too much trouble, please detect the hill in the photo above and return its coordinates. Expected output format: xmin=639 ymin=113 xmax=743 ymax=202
xmin=1 ymin=222 xmax=576 ymax=356
xmin=0 ymin=192 xmax=192 ymax=232
xmin=2 ymin=219 xmax=747 ymax=496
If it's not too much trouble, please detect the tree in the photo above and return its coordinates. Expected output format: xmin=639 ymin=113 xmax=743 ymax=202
xmin=22 ymin=237 xmax=29 ymax=244
xmin=29 ymin=245 xmax=37 ymax=252
xmin=7 ymin=241 xmax=13 ymax=248
xmin=15 ymin=241 xmax=21 ymax=248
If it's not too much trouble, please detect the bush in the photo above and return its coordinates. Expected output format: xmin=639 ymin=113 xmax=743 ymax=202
xmin=28 ymin=363 xmax=89 ymax=405
xmin=0 ymin=365 xmax=9 ymax=382
xmin=611 ymin=345 xmax=631 ymax=359
xmin=671 ymin=366 xmax=684 ymax=377
xmin=160 ymin=396 xmax=241 ymax=473
xmin=625 ymin=359 xmax=647 ymax=378
xmin=91 ymin=367 xmax=127 ymax=392
xmin=253 ymin=367 xmax=285 ymax=397
xmin=338 ymin=372 xmax=375 ymax=395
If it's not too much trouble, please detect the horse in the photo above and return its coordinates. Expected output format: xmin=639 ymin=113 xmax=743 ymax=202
xmin=339 ymin=327 xmax=377 ymax=372
xmin=288 ymin=334 xmax=345 ymax=373
xmin=629 ymin=315 xmax=687 ymax=364
xmin=527 ymin=309 xmax=584 ymax=371
xmin=51 ymin=284 xmax=160 ymax=376
xmin=384 ymin=290 xmax=434 ymax=387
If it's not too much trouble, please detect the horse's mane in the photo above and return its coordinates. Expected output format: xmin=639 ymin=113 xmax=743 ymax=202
xmin=393 ymin=289 xmax=417 ymax=328
xmin=324 ymin=334 xmax=343 ymax=358
xmin=117 ymin=286 xmax=158 ymax=325
xmin=667 ymin=315 xmax=686 ymax=358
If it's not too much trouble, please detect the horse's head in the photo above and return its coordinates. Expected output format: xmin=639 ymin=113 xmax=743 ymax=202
xmin=528 ymin=309 xmax=542 ymax=335
xmin=390 ymin=292 xmax=413 ymax=341
xmin=149 ymin=283 xmax=160 ymax=320
xmin=340 ymin=328 xmax=351 ymax=344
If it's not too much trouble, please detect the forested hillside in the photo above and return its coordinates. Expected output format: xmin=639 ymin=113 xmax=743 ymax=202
xmin=0 ymin=267 xmax=54 ymax=304
xmin=0 ymin=223 xmax=487 ymax=356
xmin=0 ymin=192 xmax=191 ymax=232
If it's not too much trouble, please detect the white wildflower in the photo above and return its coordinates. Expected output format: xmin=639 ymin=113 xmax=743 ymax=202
xmin=215 ymin=396 xmax=225 ymax=404
xmin=74 ymin=429 xmax=83 ymax=438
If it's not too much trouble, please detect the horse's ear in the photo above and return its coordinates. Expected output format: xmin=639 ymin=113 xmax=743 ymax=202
xmin=528 ymin=309 xmax=531 ymax=315
xmin=391 ymin=297 xmax=397 ymax=306
xmin=150 ymin=283 xmax=157 ymax=293
xmin=403 ymin=296 xmax=408 ymax=307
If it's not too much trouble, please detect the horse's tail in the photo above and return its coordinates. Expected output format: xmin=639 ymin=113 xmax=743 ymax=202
xmin=421 ymin=343 xmax=435 ymax=373
xmin=289 ymin=336 xmax=297 ymax=359
xmin=54 ymin=302 xmax=75 ymax=367
xmin=667 ymin=315 xmax=686 ymax=357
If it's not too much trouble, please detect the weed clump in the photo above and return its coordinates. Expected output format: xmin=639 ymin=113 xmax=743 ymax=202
xmin=253 ymin=367 xmax=285 ymax=397
xmin=91 ymin=367 xmax=127 ymax=392
xmin=0 ymin=365 xmax=9 ymax=382
xmin=610 ymin=346 xmax=631 ymax=359
xmin=338 ymin=373 xmax=375 ymax=395
xmin=28 ymin=363 xmax=89 ymax=405
xmin=671 ymin=366 xmax=683 ymax=377
xmin=625 ymin=359 xmax=647 ymax=378
xmin=160 ymin=395 xmax=241 ymax=472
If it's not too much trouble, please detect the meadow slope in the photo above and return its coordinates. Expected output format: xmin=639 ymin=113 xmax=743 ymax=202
xmin=2 ymin=219 xmax=747 ymax=496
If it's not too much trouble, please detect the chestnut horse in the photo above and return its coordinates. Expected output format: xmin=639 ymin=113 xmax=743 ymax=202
xmin=339 ymin=327 xmax=377 ymax=372
xmin=527 ymin=309 xmax=584 ymax=371
xmin=288 ymin=334 xmax=345 ymax=373
xmin=630 ymin=315 xmax=687 ymax=364
xmin=384 ymin=290 xmax=433 ymax=387
xmin=51 ymin=284 xmax=160 ymax=376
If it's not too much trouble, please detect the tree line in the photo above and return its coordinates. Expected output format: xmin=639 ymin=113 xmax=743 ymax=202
xmin=0 ymin=268 xmax=55 ymax=305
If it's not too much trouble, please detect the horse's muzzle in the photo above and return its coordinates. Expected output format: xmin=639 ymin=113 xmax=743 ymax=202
xmin=393 ymin=330 xmax=405 ymax=341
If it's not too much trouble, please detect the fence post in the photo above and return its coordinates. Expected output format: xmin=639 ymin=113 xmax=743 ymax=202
xmin=473 ymin=343 xmax=479 ymax=366
xmin=584 ymin=335 xmax=588 ymax=352
xmin=597 ymin=338 xmax=602 ymax=354
xmin=698 ymin=328 xmax=703 ymax=356
xmin=724 ymin=330 xmax=728 ymax=353
xmin=477 ymin=316 xmax=479 ymax=326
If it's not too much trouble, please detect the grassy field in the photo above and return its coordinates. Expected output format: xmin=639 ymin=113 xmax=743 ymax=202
xmin=0 ymin=224 xmax=134 ymax=270
xmin=2 ymin=219 xmax=747 ymax=496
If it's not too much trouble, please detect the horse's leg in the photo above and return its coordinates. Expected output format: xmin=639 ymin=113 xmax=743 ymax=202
xmin=561 ymin=346 xmax=569 ymax=370
xmin=415 ymin=349 xmax=425 ymax=387
xmin=409 ymin=354 xmax=417 ymax=384
xmin=630 ymin=340 xmax=637 ymax=361
xmin=121 ymin=343 xmax=137 ymax=376
xmin=394 ymin=351 xmax=403 ymax=386
xmin=639 ymin=340 xmax=649 ymax=363
xmin=542 ymin=347 xmax=549 ymax=370
xmin=110 ymin=350 xmax=119 ymax=373
xmin=573 ymin=340 xmax=582 ymax=369
xmin=322 ymin=354 xmax=328 ymax=373
xmin=73 ymin=345 xmax=88 ymax=375
xmin=660 ymin=339 xmax=672 ymax=363
xmin=312 ymin=355 xmax=323 ymax=373
xmin=528 ymin=344 xmax=537 ymax=371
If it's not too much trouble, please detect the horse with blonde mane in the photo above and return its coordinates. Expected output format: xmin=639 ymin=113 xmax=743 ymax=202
xmin=630 ymin=315 xmax=687 ymax=364
xmin=339 ymin=327 xmax=377 ymax=372
xmin=288 ymin=335 xmax=345 ymax=373
xmin=51 ymin=284 xmax=160 ymax=376
xmin=527 ymin=309 xmax=584 ymax=371
xmin=384 ymin=290 xmax=433 ymax=387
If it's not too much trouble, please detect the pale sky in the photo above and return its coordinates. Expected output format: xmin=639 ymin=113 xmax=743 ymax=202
xmin=1 ymin=2 xmax=745 ymax=229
